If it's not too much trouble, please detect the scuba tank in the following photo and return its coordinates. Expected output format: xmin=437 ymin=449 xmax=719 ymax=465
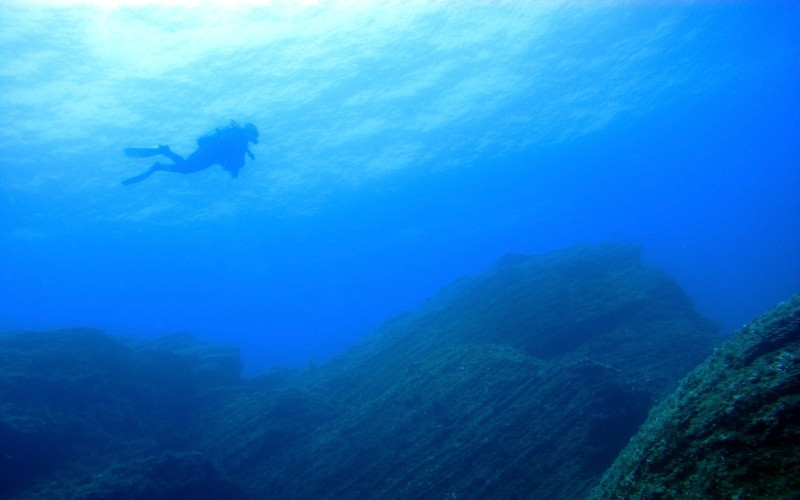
xmin=196 ymin=120 xmax=241 ymax=147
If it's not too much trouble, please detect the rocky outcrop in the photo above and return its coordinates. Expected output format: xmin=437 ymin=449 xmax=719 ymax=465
xmin=0 ymin=244 xmax=722 ymax=498
xmin=0 ymin=329 xmax=243 ymax=498
xmin=203 ymin=244 xmax=719 ymax=498
xmin=593 ymin=294 xmax=800 ymax=499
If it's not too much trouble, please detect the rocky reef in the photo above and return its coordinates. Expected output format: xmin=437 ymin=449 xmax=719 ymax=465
xmin=0 ymin=330 xmax=245 ymax=498
xmin=207 ymin=244 xmax=719 ymax=499
xmin=593 ymin=293 xmax=800 ymax=498
xmin=0 ymin=244 xmax=729 ymax=498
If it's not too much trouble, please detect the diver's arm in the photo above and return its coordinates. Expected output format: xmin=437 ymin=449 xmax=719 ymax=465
xmin=246 ymin=146 xmax=255 ymax=161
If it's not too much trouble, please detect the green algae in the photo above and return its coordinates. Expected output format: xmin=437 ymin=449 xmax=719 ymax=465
xmin=594 ymin=294 xmax=800 ymax=499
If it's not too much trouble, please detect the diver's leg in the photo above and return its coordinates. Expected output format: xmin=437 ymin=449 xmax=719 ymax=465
xmin=124 ymin=147 xmax=165 ymax=158
xmin=158 ymin=145 xmax=186 ymax=164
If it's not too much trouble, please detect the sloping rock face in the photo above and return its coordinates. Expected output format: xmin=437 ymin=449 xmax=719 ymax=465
xmin=0 ymin=244 xmax=722 ymax=499
xmin=203 ymin=244 xmax=719 ymax=498
xmin=593 ymin=294 xmax=800 ymax=499
xmin=0 ymin=329 xmax=245 ymax=499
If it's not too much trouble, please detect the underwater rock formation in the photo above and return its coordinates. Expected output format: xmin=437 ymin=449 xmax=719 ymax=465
xmin=0 ymin=329 xmax=243 ymax=498
xmin=593 ymin=294 xmax=800 ymax=498
xmin=203 ymin=243 xmax=719 ymax=498
xmin=0 ymin=244 xmax=725 ymax=498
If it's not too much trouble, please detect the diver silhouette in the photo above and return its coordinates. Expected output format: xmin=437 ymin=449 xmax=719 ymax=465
xmin=122 ymin=120 xmax=259 ymax=185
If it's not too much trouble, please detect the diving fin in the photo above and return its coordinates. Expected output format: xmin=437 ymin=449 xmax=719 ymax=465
xmin=122 ymin=164 xmax=160 ymax=185
xmin=124 ymin=147 xmax=164 ymax=158
xmin=121 ymin=171 xmax=153 ymax=185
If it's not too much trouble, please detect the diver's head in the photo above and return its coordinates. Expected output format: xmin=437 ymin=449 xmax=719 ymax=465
xmin=244 ymin=122 xmax=259 ymax=144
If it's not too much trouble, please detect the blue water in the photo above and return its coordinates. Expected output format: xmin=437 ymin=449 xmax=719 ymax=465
xmin=1 ymin=2 xmax=798 ymax=375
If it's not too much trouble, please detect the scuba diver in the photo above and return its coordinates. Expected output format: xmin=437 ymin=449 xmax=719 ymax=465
xmin=122 ymin=120 xmax=259 ymax=185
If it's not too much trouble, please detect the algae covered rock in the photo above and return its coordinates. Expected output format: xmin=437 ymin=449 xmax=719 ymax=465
xmin=204 ymin=244 xmax=720 ymax=499
xmin=0 ymin=244 xmax=728 ymax=498
xmin=21 ymin=451 xmax=245 ymax=500
xmin=0 ymin=328 xmax=242 ymax=498
xmin=594 ymin=294 xmax=800 ymax=498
